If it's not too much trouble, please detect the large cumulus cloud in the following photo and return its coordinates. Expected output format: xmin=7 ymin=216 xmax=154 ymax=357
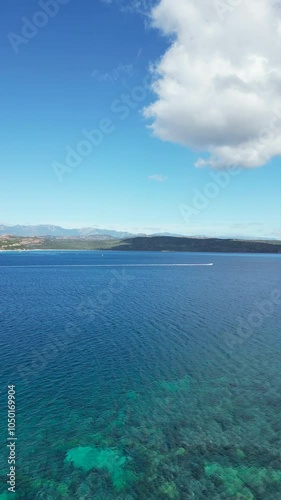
xmin=144 ymin=0 xmax=281 ymax=168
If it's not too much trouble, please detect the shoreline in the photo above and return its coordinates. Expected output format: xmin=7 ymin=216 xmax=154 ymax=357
xmin=0 ymin=249 xmax=280 ymax=256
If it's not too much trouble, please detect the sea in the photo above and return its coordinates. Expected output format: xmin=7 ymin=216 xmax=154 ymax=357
xmin=0 ymin=251 xmax=280 ymax=499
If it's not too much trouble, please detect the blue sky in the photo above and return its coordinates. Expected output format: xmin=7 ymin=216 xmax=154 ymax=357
xmin=1 ymin=0 xmax=280 ymax=238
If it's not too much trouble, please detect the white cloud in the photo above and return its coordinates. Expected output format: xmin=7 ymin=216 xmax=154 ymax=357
xmin=148 ymin=174 xmax=167 ymax=182
xmin=144 ymin=0 xmax=281 ymax=168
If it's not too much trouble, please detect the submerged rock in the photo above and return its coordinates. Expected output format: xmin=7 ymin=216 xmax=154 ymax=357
xmin=65 ymin=446 xmax=136 ymax=491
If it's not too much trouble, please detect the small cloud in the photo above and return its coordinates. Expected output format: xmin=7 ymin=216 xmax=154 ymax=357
xmin=231 ymin=223 xmax=265 ymax=229
xmin=100 ymin=0 xmax=155 ymax=15
xmin=91 ymin=64 xmax=134 ymax=84
xmin=148 ymin=174 xmax=167 ymax=182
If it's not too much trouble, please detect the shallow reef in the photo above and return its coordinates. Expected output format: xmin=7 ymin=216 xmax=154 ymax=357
xmin=1 ymin=365 xmax=281 ymax=499
xmin=65 ymin=446 xmax=136 ymax=491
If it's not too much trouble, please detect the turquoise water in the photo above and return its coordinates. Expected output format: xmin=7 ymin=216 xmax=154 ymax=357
xmin=0 ymin=251 xmax=281 ymax=499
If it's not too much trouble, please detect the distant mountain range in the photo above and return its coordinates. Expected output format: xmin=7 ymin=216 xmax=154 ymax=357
xmin=0 ymin=225 xmax=279 ymax=242
xmin=0 ymin=225 xmax=137 ymax=239
xmin=0 ymin=224 xmax=187 ymax=239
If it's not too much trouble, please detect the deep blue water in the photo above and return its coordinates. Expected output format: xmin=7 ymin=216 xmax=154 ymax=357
xmin=0 ymin=251 xmax=281 ymax=499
